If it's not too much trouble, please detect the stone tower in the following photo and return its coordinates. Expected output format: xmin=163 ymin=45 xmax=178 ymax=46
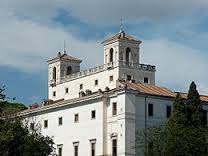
xmin=102 ymin=30 xmax=142 ymax=66
xmin=47 ymin=52 xmax=82 ymax=86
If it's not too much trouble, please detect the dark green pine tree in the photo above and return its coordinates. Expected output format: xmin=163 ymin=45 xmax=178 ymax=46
xmin=164 ymin=93 xmax=188 ymax=155
xmin=164 ymin=82 xmax=208 ymax=155
xmin=186 ymin=81 xmax=203 ymax=127
xmin=171 ymin=93 xmax=186 ymax=125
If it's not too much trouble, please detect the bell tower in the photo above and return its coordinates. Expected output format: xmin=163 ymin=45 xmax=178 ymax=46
xmin=47 ymin=51 xmax=82 ymax=86
xmin=102 ymin=30 xmax=142 ymax=66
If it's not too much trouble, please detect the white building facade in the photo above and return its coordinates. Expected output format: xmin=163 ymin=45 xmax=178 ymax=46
xmin=20 ymin=30 xmax=208 ymax=156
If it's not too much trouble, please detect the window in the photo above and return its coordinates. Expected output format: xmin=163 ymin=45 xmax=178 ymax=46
xmin=148 ymin=103 xmax=153 ymax=117
xmin=126 ymin=47 xmax=131 ymax=64
xmin=91 ymin=142 xmax=96 ymax=156
xmin=30 ymin=123 xmax=34 ymax=130
xmin=74 ymin=114 xmax=79 ymax=123
xmin=144 ymin=77 xmax=149 ymax=84
xmin=112 ymin=102 xmax=117 ymax=116
xmin=109 ymin=76 xmax=113 ymax=82
xmin=91 ymin=110 xmax=96 ymax=119
xmin=127 ymin=75 xmax=132 ymax=81
xmin=65 ymin=88 xmax=69 ymax=94
xmin=80 ymin=84 xmax=83 ymax=90
xmin=44 ymin=120 xmax=48 ymax=128
xmin=53 ymin=67 xmax=56 ymax=80
xmin=53 ymin=91 xmax=56 ymax=97
xmin=74 ymin=143 xmax=79 ymax=156
xmin=66 ymin=66 xmax=72 ymax=75
xmin=112 ymin=139 xmax=117 ymax=156
xmin=166 ymin=106 xmax=172 ymax=118
xmin=57 ymin=145 xmax=63 ymax=156
xmin=58 ymin=117 xmax=63 ymax=126
xmin=109 ymin=48 xmax=114 ymax=62
xmin=95 ymin=80 xmax=98 ymax=86
xmin=202 ymin=110 xmax=207 ymax=126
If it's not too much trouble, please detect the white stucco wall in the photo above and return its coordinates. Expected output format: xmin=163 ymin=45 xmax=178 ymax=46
xmin=49 ymin=67 xmax=119 ymax=101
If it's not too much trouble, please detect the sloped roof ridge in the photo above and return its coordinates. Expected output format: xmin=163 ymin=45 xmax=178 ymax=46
xmin=47 ymin=52 xmax=82 ymax=63
xmin=102 ymin=31 xmax=141 ymax=44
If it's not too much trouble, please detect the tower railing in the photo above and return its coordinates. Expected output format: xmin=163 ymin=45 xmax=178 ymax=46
xmin=49 ymin=61 xmax=155 ymax=84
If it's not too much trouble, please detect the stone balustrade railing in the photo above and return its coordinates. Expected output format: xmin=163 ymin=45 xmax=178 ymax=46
xmin=49 ymin=61 xmax=155 ymax=84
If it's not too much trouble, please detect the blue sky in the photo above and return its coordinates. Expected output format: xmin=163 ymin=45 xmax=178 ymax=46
xmin=1 ymin=0 xmax=208 ymax=105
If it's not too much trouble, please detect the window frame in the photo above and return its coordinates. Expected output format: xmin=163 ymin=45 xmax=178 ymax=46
xmin=57 ymin=144 xmax=63 ymax=156
xmin=91 ymin=110 xmax=96 ymax=119
xmin=44 ymin=120 xmax=48 ymax=128
xmin=109 ymin=75 xmax=114 ymax=82
xmin=30 ymin=122 xmax=35 ymax=130
xmin=144 ymin=77 xmax=149 ymax=84
xmin=91 ymin=142 xmax=96 ymax=156
xmin=95 ymin=79 xmax=98 ymax=86
xmin=166 ymin=105 xmax=172 ymax=118
xmin=53 ymin=91 xmax=56 ymax=97
xmin=148 ymin=103 xmax=153 ymax=117
xmin=127 ymin=75 xmax=132 ymax=81
xmin=112 ymin=102 xmax=117 ymax=116
xmin=58 ymin=117 xmax=63 ymax=126
xmin=65 ymin=88 xmax=69 ymax=94
xmin=112 ymin=139 xmax=117 ymax=156
xmin=74 ymin=144 xmax=78 ymax=156
xmin=80 ymin=84 xmax=83 ymax=90
xmin=74 ymin=114 xmax=79 ymax=123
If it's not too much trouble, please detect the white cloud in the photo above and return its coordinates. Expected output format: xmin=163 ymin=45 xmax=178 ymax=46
xmin=141 ymin=39 xmax=208 ymax=94
xmin=4 ymin=0 xmax=208 ymax=25
xmin=0 ymin=9 xmax=103 ymax=72
xmin=0 ymin=1 xmax=207 ymax=96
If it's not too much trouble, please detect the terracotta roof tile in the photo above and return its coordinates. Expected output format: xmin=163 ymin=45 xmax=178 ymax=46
xmin=47 ymin=52 xmax=82 ymax=63
xmin=102 ymin=31 xmax=142 ymax=44
xmin=126 ymin=82 xmax=175 ymax=97
xmin=125 ymin=81 xmax=208 ymax=103
xmin=176 ymin=92 xmax=208 ymax=103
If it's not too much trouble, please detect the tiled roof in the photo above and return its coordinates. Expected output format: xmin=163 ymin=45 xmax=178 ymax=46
xmin=177 ymin=92 xmax=208 ymax=103
xmin=126 ymin=82 xmax=175 ymax=97
xmin=102 ymin=31 xmax=142 ymax=44
xmin=47 ymin=52 xmax=82 ymax=63
xmin=124 ymin=81 xmax=208 ymax=103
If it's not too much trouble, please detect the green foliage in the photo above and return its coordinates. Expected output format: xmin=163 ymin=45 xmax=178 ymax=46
xmin=136 ymin=82 xmax=208 ymax=156
xmin=186 ymin=81 xmax=203 ymax=127
xmin=0 ymin=101 xmax=26 ymax=114
xmin=0 ymin=85 xmax=55 ymax=156
xmin=0 ymin=119 xmax=55 ymax=156
xmin=136 ymin=125 xmax=166 ymax=156
xmin=0 ymin=84 xmax=26 ymax=116
xmin=0 ymin=85 xmax=6 ymax=101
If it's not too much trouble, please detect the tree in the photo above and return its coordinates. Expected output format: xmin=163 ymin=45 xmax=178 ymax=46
xmin=186 ymin=81 xmax=203 ymax=127
xmin=136 ymin=82 xmax=208 ymax=156
xmin=0 ymin=86 xmax=55 ymax=156
xmin=0 ymin=119 xmax=55 ymax=156
xmin=0 ymin=85 xmax=6 ymax=101
xmin=165 ymin=82 xmax=208 ymax=155
xmin=136 ymin=125 xmax=166 ymax=156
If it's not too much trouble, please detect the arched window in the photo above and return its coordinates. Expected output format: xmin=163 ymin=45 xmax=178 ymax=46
xmin=109 ymin=48 xmax=114 ymax=62
xmin=53 ymin=67 xmax=56 ymax=80
xmin=66 ymin=66 xmax=72 ymax=75
xmin=126 ymin=47 xmax=131 ymax=64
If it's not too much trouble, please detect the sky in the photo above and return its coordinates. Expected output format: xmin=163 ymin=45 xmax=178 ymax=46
xmin=1 ymin=0 xmax=208 ymax=105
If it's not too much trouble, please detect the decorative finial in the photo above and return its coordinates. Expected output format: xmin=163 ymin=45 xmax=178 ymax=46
xmin=64 ymin=40 xmax=66 ymax=54
xmin=120 ymin=18 xmax=124 ymax=32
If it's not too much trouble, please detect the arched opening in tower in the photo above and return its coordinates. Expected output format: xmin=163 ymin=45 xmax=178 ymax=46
xmin=53 ymin=67 xmax=56 ymax=80
xmin=66 ymin=66 xmax=72 ymax=75
xmin=109 ymin=48 xmax=114 ymax=63
xmin=126 ymin=47 xmax=131 ymax=65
